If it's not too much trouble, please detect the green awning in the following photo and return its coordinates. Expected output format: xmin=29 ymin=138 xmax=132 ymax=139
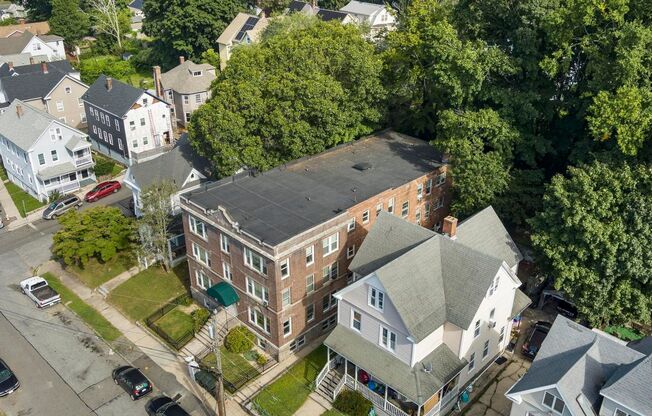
xmin=206 ymin=282 xmax=239 ymax=307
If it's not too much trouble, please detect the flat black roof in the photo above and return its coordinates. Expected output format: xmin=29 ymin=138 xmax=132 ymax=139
xmin=185 ymin=130 xmax=443 ymax=246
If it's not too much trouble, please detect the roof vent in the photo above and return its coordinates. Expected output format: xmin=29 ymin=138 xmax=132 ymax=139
xmin=422 ymin=362 xmax=432 ymax=373
xmin=353 ymin=162 xmax=372 ymax=171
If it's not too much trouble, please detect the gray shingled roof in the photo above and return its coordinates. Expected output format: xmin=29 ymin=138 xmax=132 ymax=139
xmin=82 ymin=74 xmax=146 ymax=117
xmin=185 ymin=131 xmax=444 ymax=246
xmin=628 ymin=336 xmax=652 ymax=355
xmin=0 ymin=99 xmax=57 ymax=151
xmin=0 ymin=31 xmax=32 ymax=55
xmin=350 ymin=211 xmax=510 ymax=342
xmin=37 ymin=161 xmax=77 ymax=180
xmin=0 ymin=60 xmax=74 ymax=77
xmin=507 ymin=316 xmax=645 ymax=416
xmin=1 ymin=63 xmax=78 ymax=102
xmin=317 ymin=9 xmax=351 ymax=21
xmin=601 ymin=354 xmax=652 ymax=416
xmin=324 ymin=324 xmax=466 ymax=404
xmin=160 ymin=60 xmax=215 ymax=94
xmin=340 ymin=1 xmax=385 ymax=16
xmin=129 ymin=135 xmax=211 ymax=192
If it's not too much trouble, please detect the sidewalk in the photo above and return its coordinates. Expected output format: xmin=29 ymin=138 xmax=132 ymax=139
xmin=0 ymin=178 xmax=21 ymax=223
xmin=97 ymin=264 xmax=142 ymax=295
xmin=40 ymin=260 xmax=247 ymax=416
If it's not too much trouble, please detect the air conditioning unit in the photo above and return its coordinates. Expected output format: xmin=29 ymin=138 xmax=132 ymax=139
xmin=488 ymin=320 xmax=496 ymax=328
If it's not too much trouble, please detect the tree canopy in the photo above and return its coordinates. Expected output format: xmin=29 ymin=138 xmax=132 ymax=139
xmin=530 ymin=160 xmax=652 ymax=326
xmin=188 ymin=15 xmax=386 ymax=176
xmin=49 ymin=0 xmax=91 ymax=47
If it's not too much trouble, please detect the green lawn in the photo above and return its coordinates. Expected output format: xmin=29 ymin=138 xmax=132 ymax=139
xmin=108 ymin=264 xmax=189 ymax=322
xmin=5 ymin=181 xmax=45 ymax=217
xmin=43 ymin=272 xmax=121 ymax=342
xmin=67 ymin=254 xmax=135 ymax=288
xmin=253 ymin=345 xmax=327 ymax=416
xmin=154 ymin=307 xmax=194 ymax=340
xmin=126 ymin=71 xmax=154 ymax=90
xmin=605 ymin=325 xmax=644 ymax=341
xmin=202 ymin=346 xmax=261 ymax=393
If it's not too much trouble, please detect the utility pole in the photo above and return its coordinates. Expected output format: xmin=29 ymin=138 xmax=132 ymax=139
xmin=211 ymin=310 xmax=226 ymax=416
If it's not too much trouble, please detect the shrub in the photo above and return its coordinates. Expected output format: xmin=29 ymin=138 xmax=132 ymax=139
xmin=256 ymin=353 xmax=268 ymax=366
xmin=333 ymin=390 xmax=372 ymax=416
xmin=224 ymin=326 xmax=255 ymax=354
xmin=176 ymin=294 xmax=193 ymax=306
xmin=94 ymin=157 xmax=116 ymax=177
xmin=191 ymin=308 xmax=211 ymax=333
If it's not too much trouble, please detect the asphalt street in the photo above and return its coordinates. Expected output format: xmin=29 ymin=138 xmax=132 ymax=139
xmin=0 ymin=186 xmax=208 ymax=416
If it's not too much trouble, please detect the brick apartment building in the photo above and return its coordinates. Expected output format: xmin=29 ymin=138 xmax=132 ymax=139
xmin=180 ymin=130 xmax=451 ymax=361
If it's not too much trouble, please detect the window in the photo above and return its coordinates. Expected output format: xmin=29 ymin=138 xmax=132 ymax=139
xmin=322 ymin=294 xmax=331 ymax=312
xmin=306 ymin=274 xmax=314 ymax=294
xmin=542 ymin=392 xmax=566 ymax=414
xmin=483 ymin=340 xmax=490 ymax=359
xmin=195 ymin=270 xmax=210 ymax=290
xmin=322 ymin=233 xmax=339 ymax=256
xmin=347 ymin=245 xmax=356 ymax=259
xmin=142 ymin=98 xmax=148 ymax=106
xmin=416 ymin=210 xmax=421 ymax=225
xmin=321 ymin=315 xmax=337 ymax=331
xmin=305 ymin=245 xmax=314 ymax=265
xmin=65 ymin=86 xmax=71 ymax=94
xmin=499 ymin=326 xmax=505 ymax=344
xmin=257 ymin=338 xmax=267 ymax=349
xmin=474 ymin=320 xmax=481 ymax=338
xmin=290 ymin=335 xmax=305 ymax=351
xmin=222 ymin=262 xmax=232 ymax=280
xmin=306 ymin=304 xmax=315 ymax=322
xmin=143 ymin=136 xmax=148 ymax=146
xmin=244 ymin=247 xmax=267 ymax=275
xmin=220 ymin=234 xmax=229 ymax=253
xmin=489 ymin=308 xmax=495 ymax=321
xmin=51 ymin=150 xmax=58 ymax=162
xmin=54 ymin=100 xmax=64 ymax=112
xmin=362 ymin=210 xmax=370 ymax=224
xmin=103 ymin=131 xmax=108 ymax=142
xmin=246 ymin=277 xmax=269 ymax=302
xmin=192 ymin=243 xmax=210 ymax=266
xmin=59 ymin=117 xmax=66 ymax=123
xmin=80 ymin=112 xmax=86 ymax=123
xmin=248 ymin=307 xmax=271 ymax=333
xmin=189 ymin=216 xmax=207 ymax=238
xmin=388 ymin=198 xmax=395 ymax=214
xmin=425 ymin=202 xmax=431 ymax=220
xmin=435 ymin=172 xmax=447 ymax=186
xmin=282 ymin=318 xmax=292 ymax=337
xmin=615 ymin=410 xmax=630 ymax=416
xmin=434 ymin=196 xmax=444 ymax=210
xmin=322 ymin=262 xmax=338 ymax=280
xmin=108 ymin=134 xmax=113 ymax=145
xmin=280 ymin=259 xmax=290 ymax=279
xmin=425 ymin=179 xmax=433 ymax=195
xmin=78 ymin=97 xmax=83 ymax=107
xmin=100 ymin=113 xmax=105 ymax=123
xmin=195 ymin=94 xmax=202 ymax=103
xmin=183 ymin=95 xmax=189 ymax=105
xmin=380 ymin=326 xmax=397 ymax=351
xmin=282 ymin=288 xmax=291 ymax=308
xmin=115 ymin=119 xmax=120 ymax=131
xmin=369 ymin=287 xmax=384 ymax=311
xmin=193 ymin=71 xmax=202 ymax=77
xmin=38 ymin=153 xmax=45 ymax=165
xmin=132 ymin=139 xmax=138 ymax=148
xmin=347 ymin=218 xmax=356 ymax=232
xmin=140 ymin=118 xmax=146 ymax=126
xmin=94 ymin=109 xmax=99 ymax=120
xmin=488 ymin=275 xmax=500 ymax=296
xmin=376 ymin=203 xmax=382 ymax=216
xmin=417 ymin=183 xmax=423 ymax=199
xmin=401 ymin=201 xmax=409 ymax=218
xmin=118 ymin=139 xmax=123 ymax=150
xmin=468 ymin=353 xmax=475 ymax=371
xmin=185 ymin=112 xmax=191 ymax=123
xmin=129 ymin=120 xmax=136 ymax=131
xmin=352 ymin=310 xmax=362 ymax=332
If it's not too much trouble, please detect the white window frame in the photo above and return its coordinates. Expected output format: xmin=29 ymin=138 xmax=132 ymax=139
xmin=246 ymin=277 xmax=269 ymax=303
xmin=305 ymin=245 xmax=314 ymax=265
xmin=322 ymin=233 xmax=339 ymax=257
xmin=248 ymin=307 xmax=271 ymax=333
xmin=425 ymin=202 xmax=431 ymax=220
xmin=362 ymin=210 xmax=370 ymax=224
xmin=379 ymin=326 xmax=396 ymax=352
xmin=65 ymin=86 xmax=72 ymax=94
xmin=37 ymin=153 xmax=45 ymax=165
xmin=347 ymin=218 xmax=356 ymax=232
xmin=368 ymin=287 xmax=384 ymax=311
xmin=435 ymin=172 xmax=447 ymax=187
xmin=468 ymin=353 xmax=475 ymax=372
xmin=322 ymin=262 xmax=338 ymax=280
xmin=482 ymin=340 xmax=489 ymax=359
xmin=401 ymin=201 xmax=409 ymax=218
xmin=220 ymin=234 xmax=229 ymax=253
xmin=474 ymin=320 xmax=481 ymax=338
xmin=542 ymin=392 xmax=566 ymax=415
xmin=417 ymin=183 xmax=423 ymax=199
xmin=425 ymin=179 xmax=433 ymax=195
xmin=195 ymin=269 xmax=210 ymax=290
xmin=351 ymin=309 xmax=362 ymax=332
xmin=282 ymin=318 xmax=292 ymax=337
xmin=222 ymin=261 xmax=232 ymax=281
xmin=281 ymin=288 xmax=291 ymax=308
xmin=306 ymin=304 xmax=315 ymax=322
xmin=244 ymin=246 xmax=267 ymax=275
xmin=189 ymin=216 xmax=207 ymax=239
xmin=306 ymin=274 xmax=314 ymax=294
xmin=375 ymin=203 xmax=383 ymax=216
xmin=614 ymin=410 xmax=630 ymax=416
xmin=499 ymin=326 xmax=505 ymax=343
xmin=280 ymin=258 xmax=290 ymax=279
xmin=192 ymin=243 xmax=210 ymax=266
xmin=51 ymin=149 xmax=58 ymax=162
xmin=388 ymin=198 xmax=395 ymax=214
xmin=347 ymin=245 xmax=356 ymax=259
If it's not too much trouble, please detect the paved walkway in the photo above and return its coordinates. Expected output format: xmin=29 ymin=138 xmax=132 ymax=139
xmin=97 ymin=264 xmax=142 ymax=295
xmin=0 ymin=177 xmax=21 ymax=223
xmin=295 ymin=391 xmax=333 ymax=416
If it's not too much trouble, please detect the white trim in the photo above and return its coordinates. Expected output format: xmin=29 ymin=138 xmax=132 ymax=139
xmin=351 ymin=308 xmax=362 ymax=332
xmin=601 ymin=394 xmax=645 ymax=416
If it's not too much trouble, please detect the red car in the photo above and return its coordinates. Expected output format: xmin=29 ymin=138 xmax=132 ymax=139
xmin=84 ymin=181 xmax=121 ymax=202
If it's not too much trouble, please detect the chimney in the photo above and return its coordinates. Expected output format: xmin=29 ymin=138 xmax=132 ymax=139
xmin=179 ymin=56 xmax=185 ymax=64
xmin=41 ymin=62 xmax=48 ymax=74
xmin=16 ymin=104 xmax=23 ymax=118
xmin=442 ymin=216 xmax=457 ymax=239
xmin=105 ymin=77 xmax=113 ymax=91
xmin=29 ymin=56 xmax=34 ymax=65
xmin=153 ymin=66 xmax=162 ymax=98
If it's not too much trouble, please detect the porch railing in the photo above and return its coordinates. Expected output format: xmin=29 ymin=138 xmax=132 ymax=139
xmin=384 ymin=400 xmax=409 ymax=416
xmin=332 ymin=373 xmax=347 ymax=400
xmin=315 ymin=359 xmax=332 ymax=390
xmin=74 ymin=156 xmax=93 ymax=167
xmin=46 ymin=180 xmax=81 ymax=194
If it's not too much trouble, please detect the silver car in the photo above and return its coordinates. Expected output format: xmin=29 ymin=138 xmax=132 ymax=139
xmin=42 ymin=195 xmax=82 ymax=219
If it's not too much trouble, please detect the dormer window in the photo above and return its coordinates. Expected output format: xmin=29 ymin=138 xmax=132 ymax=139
xmin=542 ymin=392 xmax=566 ymax=415
xmin=143 ymin=98 xmax=148 ymax=105
xmin=615 ymin=410 xmax=631 ymax=416
xmin=192 ymin=71 xmax=202 ymax=77
xmin=368 ymin=287 xmax=384 ymax=311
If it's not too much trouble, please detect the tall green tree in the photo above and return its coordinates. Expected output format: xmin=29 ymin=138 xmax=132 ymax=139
xmin=530 ymin=160 xmax=652 ymax=326
xmin=189 ymin=15 xmax=386 ymax=176
xmin=53 ymin=207 xmax=137 ymax=267
xmin=24 ymin=0 xmax=53 ymax=20
xmin=142 ymin=0 xmax=250 ymax=68
xmin=137 ymin=181 xmax=177 ymax=271
xmin=50 ymin=0 xmax=91 ymax=48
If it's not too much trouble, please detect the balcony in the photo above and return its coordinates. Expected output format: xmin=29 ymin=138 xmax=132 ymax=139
xmin=74 ymin=155 xmax=93 ymax=167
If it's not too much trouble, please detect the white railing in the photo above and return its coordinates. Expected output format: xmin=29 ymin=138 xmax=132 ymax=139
xmin=344 ymin=373 xmax=355 ymax=388
xmin=385 ymin=400 xmax=409 ymax=416
xmin=357 ymin=383 xmax=387 ymax=410
xmin=315 ymin=360 xmax=331 ymax=390
xmin=74 ymin=156 xmax=93 ymax=167
xmin=333 ymin=374 xmax=347 ymax=400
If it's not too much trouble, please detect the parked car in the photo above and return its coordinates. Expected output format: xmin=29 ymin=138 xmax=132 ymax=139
xmin=0 ymin=359 xmax=20 ymax=396
xmin=20 ymin=276 xmax=61 ymax=308
xmin=146 ymin=396 xmax=190 ymax=416
xmin=42 ymin=195 xmax=82 ymax=219
xmin=522 ymin=321 xmax=552 ymax=359
xmin=84 ymin=181 xmax=121 ymax=202
xmin=555 ymin=299 xmax=578 ymax=319
xmin=112 ymin=366 xmax=152 ymax=400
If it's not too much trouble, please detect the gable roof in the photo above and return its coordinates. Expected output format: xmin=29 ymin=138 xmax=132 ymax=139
xmin=340 ymin=1 xmax=385 ymax=16
xmin=287 ymin=0 xmax=311 ymax=12
xmin=184 ymin=130 xmax=444 ymax=247
xmin=217 ymin=12 xmax=263 ymax=45
xmin=38 ymin=34 xmax=63 ymax=43
xmin=286 ymin=1 xmax=352 ymax=22
xmin=0 ymin=21 xmax=50 ymax=38
xmin=128 ymin=0 xmax=143 ymax=10
xmin=0 ymin=99 xmax=59 ymax=151
xmin=82 ymin=74 xmax=148 ymax=117
xmin=349 ymin=210 xmax=514 ymax=342
xmin=600 ymin=354 xmax=652 ymax=415
xmin=0 ymin=30 xmax=33 ymax=55
xmin=160 ymin=60 xmax=215 ymax=94
xmin=1 ymin=62 xmax=80 ymax=102
xmin=0 ymin=59 xmax=74 ymax=77
xmin=129 ymin=134 xmax=211 ymax=192
xmin=316 ymin=9 xmax=351 ymax=21
xmin=507 ymin=316 xmax=646 ymax=416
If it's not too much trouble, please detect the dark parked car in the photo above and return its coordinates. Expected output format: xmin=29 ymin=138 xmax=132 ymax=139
xmin=555 ymin=299 xmax=578 ymax=319
xmin=42 ymin=195 xmax=82 ymax=219
xmin=146 ymin=396 xmax=190 ymax=416
xmin=0 ymin=359 xmax=20 ymax=396
xmin=84 ymin=181 xmax=121 ymax=202
xmin=112 ymin=366 xmax=152 ymax=400
xmin=522 ymin=321 xmax=552 ymax=359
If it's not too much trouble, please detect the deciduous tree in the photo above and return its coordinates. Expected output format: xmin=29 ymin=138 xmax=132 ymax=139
xmin=50 ymin=0 xmax=91 ymax=47
xmin=137 ymin=181 xmax=177 ymax=271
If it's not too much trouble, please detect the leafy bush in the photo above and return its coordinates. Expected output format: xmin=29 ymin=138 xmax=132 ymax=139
xmin=78 ymin=55 xmax=136 ymax=85
xmin=176 ymin=294 xmax=193 ymax=306
xmin=191 ymin=308 xmax=211 ymax=333
xmin=333 ymin=390 xmax=372 ymax=416
xmin=256 ymin=352 xmax=268 ymax=366
xmin=93 ymin=157 xmax=117 ymax=177
xmin=224 ymin=326 xmax=255 ymax=354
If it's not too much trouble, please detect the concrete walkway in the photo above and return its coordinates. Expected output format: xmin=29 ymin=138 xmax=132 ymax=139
xmin=0 ymin=177 xmax=21 ymax=223
xmin=97 ymin=264 xmax=142 ymax=296
xmin=295 ymin=391 xmax=333 ymax=416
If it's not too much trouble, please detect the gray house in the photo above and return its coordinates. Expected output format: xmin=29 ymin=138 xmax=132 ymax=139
xmin=506 ymin=316 xmax=652 ymax=416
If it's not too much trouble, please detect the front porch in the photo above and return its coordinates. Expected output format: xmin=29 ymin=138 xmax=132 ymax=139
xmin=38 ymin=164 xmax=95 ymax=200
